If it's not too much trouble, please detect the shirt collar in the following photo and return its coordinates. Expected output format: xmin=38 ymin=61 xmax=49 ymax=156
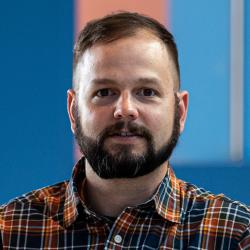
xmin=63 ymin=158 xmax=85 ymax=228
xmin=153 ymin=166 xmax=181 ymax=223
xmin=63 ymin=158 xmax=182 ymax=227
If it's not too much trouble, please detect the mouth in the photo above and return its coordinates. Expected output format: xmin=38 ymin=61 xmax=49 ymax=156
xmin=111 ymin=131 xmax=141 ymax=137
xmin=107 ymin=131 xmax=143 ymax=143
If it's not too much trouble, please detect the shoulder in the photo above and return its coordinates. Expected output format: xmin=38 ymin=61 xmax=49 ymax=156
xmin=0 ymin=181 xmax=68 ymax=228
xmin=179 ymin=180 xmax=250 ymax=238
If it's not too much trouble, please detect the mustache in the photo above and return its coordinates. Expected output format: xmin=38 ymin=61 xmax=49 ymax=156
xmin=97 ymin=121 xmax=153 ymax=143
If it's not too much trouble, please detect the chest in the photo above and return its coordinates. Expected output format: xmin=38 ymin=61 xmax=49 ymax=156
xmin=2 ymin=213 xmax=239 ymax=249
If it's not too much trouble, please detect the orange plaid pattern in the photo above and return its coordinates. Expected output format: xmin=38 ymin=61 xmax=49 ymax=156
xmin=1 ymin=158 xmax=250 ymax=249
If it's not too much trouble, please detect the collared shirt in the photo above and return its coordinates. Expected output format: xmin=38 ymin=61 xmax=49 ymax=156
xmin=0 ymin=158 xmax=250 ymax=249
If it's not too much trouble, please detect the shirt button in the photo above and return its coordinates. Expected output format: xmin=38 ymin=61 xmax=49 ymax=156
xmin=114 ymin=234 xmax=122 ymax=244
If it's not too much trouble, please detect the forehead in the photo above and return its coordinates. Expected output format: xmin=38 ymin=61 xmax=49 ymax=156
xmin=74 ymin=31 xmax=177 ymax=90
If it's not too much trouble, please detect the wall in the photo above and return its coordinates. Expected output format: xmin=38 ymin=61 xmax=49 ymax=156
xmin=0 ymin=0 xmax=73 ymax=203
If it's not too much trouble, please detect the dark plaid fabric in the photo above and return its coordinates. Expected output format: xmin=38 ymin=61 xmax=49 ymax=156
xmin=1 ymin=158 xmax=250 ymax=249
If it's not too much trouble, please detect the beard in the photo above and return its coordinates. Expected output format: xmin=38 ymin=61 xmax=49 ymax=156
xmin=74 ymin=95 xmax=180 ymax=179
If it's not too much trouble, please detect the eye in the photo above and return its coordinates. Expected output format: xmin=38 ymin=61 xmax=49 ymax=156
xmin=96 ymin=88 xmax=116 ymax=97
xmin=137 ymin=88 xmax=157 ymax=97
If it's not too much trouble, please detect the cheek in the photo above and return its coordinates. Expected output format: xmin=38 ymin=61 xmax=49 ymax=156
xmin=143 ymin=106 xmax=175 ymax=145
xmin=79 ymin=105 xmax=112 ymax=137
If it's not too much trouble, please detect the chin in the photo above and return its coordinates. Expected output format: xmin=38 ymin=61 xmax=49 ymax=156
xmin=107 ymin=144 xmax=146 ymax=156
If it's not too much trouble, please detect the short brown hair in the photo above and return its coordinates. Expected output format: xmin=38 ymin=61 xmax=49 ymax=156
xmin=73 ymin=11 xmax=180 ymax=90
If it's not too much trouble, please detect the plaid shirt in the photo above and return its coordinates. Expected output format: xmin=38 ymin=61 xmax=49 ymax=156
xmin=1 ymin=158 xmax=250 ymax=249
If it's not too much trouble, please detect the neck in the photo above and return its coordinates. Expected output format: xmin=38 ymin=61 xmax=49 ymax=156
xmin=82 ymin=161 xmax=169 ymax=217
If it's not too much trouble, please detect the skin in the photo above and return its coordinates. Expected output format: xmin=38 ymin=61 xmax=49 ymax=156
xmin=67 ymin=30 xmax=189 ymax=217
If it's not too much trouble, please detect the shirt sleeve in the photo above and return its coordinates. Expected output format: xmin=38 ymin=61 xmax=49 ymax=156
xmin=0 ymin=207 xmax=3 ymax=250
xmin=0 ymin=233 xmax=2 ymax=250
xmin=237 ymin=225 xmax=250 ymax=250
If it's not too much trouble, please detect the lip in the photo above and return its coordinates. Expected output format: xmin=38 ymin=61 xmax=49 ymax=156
xmin=108 ymin=135 xmax=143 ymax=143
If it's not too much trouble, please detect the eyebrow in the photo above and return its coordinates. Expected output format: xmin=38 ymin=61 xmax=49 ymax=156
xmin=136 ymin=77 xmax=161 ymax=86
xmin=91 ymin=77 xmax=161 ymax=86
xmin=91 ymin=78 xmax=117 ymax=85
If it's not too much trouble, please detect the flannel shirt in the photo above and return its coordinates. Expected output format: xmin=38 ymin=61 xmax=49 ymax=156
xmin=0 ymin=158 xmax=250 ymax=249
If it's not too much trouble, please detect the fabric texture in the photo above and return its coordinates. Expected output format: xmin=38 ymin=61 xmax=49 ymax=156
xmin=0 ymin=158 xmax=250 ymax=249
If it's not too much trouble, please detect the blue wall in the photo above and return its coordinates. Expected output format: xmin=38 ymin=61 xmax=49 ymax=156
xmin=245 ymin=0 xmax=250 ymax=161
xmin=171 ymin=0 xmax=250 ymax=205
xmin=171 ymin=0 xmax=230 ymax=163
xmin=0 ymin=1 xmax=73 ymax=204
xmin=0 ymin=1 xmax=249 ymax=205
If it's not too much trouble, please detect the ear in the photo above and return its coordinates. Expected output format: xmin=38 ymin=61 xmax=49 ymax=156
xmin=67 ymin=89 xmax=77 ymax=134
xmin=177 ymin=91 xmax=189 ymax=133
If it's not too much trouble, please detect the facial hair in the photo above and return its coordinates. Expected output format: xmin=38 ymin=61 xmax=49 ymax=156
xmin=74 ymin=95 xmax=180 ymax=179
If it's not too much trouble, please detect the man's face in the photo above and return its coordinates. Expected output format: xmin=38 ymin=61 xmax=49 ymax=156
xmin=68 ymin=30 xmax=188 ymax=178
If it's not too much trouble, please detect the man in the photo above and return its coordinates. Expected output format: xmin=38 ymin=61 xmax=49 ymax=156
xmin=0 ymin=12 xmax=249 ymax=249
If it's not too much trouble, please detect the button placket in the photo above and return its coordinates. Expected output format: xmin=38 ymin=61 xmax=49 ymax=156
xmin=105 ymin=208 xmax=133 ymax=248
xmin=114 ymin=234 xmax=122 ymax=244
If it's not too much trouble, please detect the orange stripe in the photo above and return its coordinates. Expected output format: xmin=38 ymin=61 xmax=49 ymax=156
xmin=75 ymin=0 xmax=169 ymax=35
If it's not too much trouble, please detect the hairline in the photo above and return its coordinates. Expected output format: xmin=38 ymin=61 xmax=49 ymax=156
xmin=73 ymin=28 xmax=180 ymax=93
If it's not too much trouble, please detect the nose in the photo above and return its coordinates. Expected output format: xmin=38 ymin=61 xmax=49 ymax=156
xmin=114 ymin=92 xmax=139 ymax=120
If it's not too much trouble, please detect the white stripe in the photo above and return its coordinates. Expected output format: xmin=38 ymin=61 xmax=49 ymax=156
xmin=230 ymin=0 xmax=244 ymax=161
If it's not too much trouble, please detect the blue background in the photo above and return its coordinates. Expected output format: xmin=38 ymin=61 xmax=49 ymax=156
xmin=0 ymin=1 xmax=249 ymax=205
xmin=0 ymin=0 xmax=73 ymax=202
xmin=171 ymin=0 xmax=250 ymax=204
xmin=171 ymin=0 xmax=230 ymax=163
